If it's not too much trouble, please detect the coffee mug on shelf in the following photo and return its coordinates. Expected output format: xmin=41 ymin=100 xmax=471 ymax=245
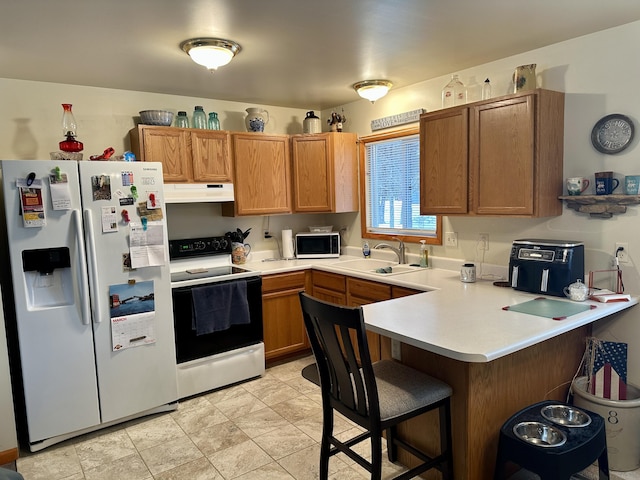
xmin=566 ymin=177 xmax=590 ymax=196
xmin=624 ymin=175 xmax=640 ymax=195
xmin=595 ymin=171 xmax=619 ymax=195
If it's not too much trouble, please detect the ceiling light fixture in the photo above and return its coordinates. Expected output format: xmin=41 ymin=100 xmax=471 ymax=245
xmin=180 ymin=38 xmax=241 ymax=72
xmin=353 ymin=80 xmax=393 ymax=103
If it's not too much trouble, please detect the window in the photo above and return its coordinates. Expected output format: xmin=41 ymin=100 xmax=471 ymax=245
xmin=359 ymin=127 xmax=441 ymax=244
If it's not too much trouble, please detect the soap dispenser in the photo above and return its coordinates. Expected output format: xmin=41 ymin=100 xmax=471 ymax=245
xmin=362 ymin=242 xmax=370 ymax=258
xmin=420 ymin=240 xmax=429 ymax=268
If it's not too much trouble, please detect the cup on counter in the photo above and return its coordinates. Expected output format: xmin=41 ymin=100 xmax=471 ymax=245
xmin=460 ymin=263 xmax=476 ymax=283
xmin=566 ymin=177 xmax=590 ymax=196
xmin=231 ymin=242 xmax=251 ymax=265
xmin=594 ymin=171 xmax=619 ymax=195
xmin=624 ymin=175 xmax=640 ymax=195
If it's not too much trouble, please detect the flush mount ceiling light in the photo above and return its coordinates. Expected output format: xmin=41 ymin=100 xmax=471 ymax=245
xmin=180 ymin=38 xmax=241 ymax=71
xmin=353 ymin=80 xmax=393 ymax=103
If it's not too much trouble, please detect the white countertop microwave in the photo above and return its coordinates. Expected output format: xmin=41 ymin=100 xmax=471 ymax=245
xmin=295 ymin=232 xmax=341 ymax=258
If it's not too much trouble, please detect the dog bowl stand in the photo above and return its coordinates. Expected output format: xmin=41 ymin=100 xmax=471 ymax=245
xmin=494 ymin=400 xmax=609 ymax=479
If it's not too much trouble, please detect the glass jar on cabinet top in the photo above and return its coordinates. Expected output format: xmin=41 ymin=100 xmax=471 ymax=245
xmin=175 ymin=111 xmax=189 ymax=128
xmin=208 ymin=112 xmax=220 ymax=130
xmin=192 ymin=106 xmax=207 ymax=129
xmin=441 ymin=74 xmax=466 ymax=108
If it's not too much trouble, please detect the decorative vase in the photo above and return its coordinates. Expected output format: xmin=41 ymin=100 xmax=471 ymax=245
xmin=59 ymin=104 xmax=83 ymax=152
xmin=513 ymin=64 xmax=537 ymax=93
xmin=245 ymin=108 xmax=269 ymax=132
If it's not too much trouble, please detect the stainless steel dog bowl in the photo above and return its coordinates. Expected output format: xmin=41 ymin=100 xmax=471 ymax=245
xmin=513 ymin=421 xmax=567 ymax=447
xmin=541 ymin=404 xmax=592 ymax=427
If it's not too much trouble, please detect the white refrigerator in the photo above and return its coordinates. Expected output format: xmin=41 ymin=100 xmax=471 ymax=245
xmin=0 ymin=159 xmax=178 ymax=451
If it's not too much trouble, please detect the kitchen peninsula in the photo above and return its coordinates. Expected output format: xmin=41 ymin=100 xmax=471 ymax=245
xmin=244 ymin=255 xmax=638 ymax=479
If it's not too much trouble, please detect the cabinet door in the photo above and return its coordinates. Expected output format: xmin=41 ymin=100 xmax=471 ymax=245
xmin=346 ymin=277 xmax=391 ymax=363
xmin=470 ymin=95 xmax=535 ymax=215
xmin=190 ymin=130 xmax=233 ymax=182
xmin=135 ymin=126 xmax=192 ymax=182
xmin=231 ymin=133 xmax=291 ymax=215
xmin=311 ymin=270 xmax=346 ymax=304
xmin=292 ymin=135 xmax=333 ymax=212
xmin=291 ymin=133 xmax=358 ymax=213
xmin=262 ymin=272 xmax=309 ymax=361
xmin=420 ymin=108 xmax=469 ymax=214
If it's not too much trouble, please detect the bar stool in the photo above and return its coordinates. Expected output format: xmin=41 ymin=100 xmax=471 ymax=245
xmin=494 ymin=400 xmax=609 ymax=480
xmin=299 ymin=292 xmax=454 ymax=480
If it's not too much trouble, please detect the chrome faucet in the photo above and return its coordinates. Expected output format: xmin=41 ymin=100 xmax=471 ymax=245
xmin=373 ymin=239 xmax=406 ymax=264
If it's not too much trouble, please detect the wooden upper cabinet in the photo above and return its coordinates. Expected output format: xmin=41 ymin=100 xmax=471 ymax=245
xmin=471 ymin=95 xmax=536 ymax=215
xmin=420 ymin=89 xmax=564 ymax=217
xmin=224 ymin=132 xmax=291 ymax=216
xmin=420 ymin=108 xmax=469 ymax=214
xmin=190 ymin=130 xmax=233 ymax=182
xmin=129 ymin=125 xmax=232 ymax=183
xmin=291 ymin=132 xmax=359 ymax=213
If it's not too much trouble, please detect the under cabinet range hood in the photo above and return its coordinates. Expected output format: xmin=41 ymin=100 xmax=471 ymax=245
xmin=163 ymin=183 xmax=235 ymax=203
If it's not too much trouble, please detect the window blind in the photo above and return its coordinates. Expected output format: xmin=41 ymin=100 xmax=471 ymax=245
xmin=365 ymin=134 xmax=436 ymax=235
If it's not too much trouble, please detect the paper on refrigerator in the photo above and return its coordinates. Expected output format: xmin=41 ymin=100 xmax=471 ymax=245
xmin=109 ymin=281 xmax=157 ymax=351
xmin=128 ymin=221 xmax=166 ymax=268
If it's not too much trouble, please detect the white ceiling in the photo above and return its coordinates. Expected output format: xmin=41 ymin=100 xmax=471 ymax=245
xmin=3 ymin=0 xmax=640 ymax=110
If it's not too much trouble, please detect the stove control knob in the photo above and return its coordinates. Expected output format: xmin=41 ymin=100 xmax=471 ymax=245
xmin=219 ymin=238 xmax=228 ymax=249
xmin=211 ymin=239 xmax=220 ymax=250
xmin=194 ymin=241 xmax=206 ymax=250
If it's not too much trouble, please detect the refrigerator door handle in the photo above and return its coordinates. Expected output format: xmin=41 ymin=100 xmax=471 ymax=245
xmin=74 ymin=209 xmax=92 ymax=325
xmin=83 ymin=209 xmax=103 ymax=323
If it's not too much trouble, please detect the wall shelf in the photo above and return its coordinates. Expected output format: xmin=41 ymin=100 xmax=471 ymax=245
xmin=559 ymin=195 xmax=640 ymax=218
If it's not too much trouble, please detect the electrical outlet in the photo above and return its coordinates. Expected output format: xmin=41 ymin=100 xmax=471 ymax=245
xmin=616 ymin=242 xmax=629 ymax=263
xmin=478 ymin=233 xmax=489 ymax=251
xmin=263 ymin=229 xmax=270 ymax=239
xmin=445 ymin=232 xmax=458 ymax=247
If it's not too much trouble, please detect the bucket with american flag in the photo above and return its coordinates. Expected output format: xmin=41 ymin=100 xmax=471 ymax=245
xmin=585 ymin=337 xmax=628 ymax=400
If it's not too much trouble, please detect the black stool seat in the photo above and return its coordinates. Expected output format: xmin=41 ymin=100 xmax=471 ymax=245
xmin=494 ymin=400 xmax=609 ymax=480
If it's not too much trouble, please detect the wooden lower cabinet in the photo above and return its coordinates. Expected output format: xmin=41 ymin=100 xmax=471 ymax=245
xmin=310 ymin=271 xmax=411 ymax=363
xmin=346 ymin=277 xmax=392 ymax=363
xmin=392 ymin=286 xmax=422 ymax=298
xmin=262 ymin=271 xmax=311 ymax=361
xmin=266 ymin=269 xmax=423 ymax=364
xmin=311 ymin=270 xmax=347 ymax=305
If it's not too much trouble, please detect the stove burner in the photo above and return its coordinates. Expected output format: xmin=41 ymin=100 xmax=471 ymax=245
xmin=171 ymin=265 xmax=252 ymax=283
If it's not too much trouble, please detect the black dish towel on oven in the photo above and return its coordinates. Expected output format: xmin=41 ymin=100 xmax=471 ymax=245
xmin=191 ymin=280 xmax=250 ymax=335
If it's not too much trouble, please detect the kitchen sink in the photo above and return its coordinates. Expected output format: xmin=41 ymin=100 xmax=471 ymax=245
xmin=337 ymin=259 xmax=420 ymax=276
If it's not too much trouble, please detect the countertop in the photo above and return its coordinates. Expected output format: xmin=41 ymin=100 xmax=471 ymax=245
xmin=241 ymin=253 xmax=638 ymax=363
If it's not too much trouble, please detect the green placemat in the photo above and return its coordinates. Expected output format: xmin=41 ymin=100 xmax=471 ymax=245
xmin=503 ymin=298 xmax=594 ymax=320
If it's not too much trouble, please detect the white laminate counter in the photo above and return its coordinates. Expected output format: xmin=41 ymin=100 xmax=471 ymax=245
xmin=241 ymin=254 xmax=638 ymax=364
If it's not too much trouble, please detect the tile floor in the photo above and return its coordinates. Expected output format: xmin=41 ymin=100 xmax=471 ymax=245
xmin=12 ymin=355 xmax=409 ymax=480
xmin=8 ymin=354 xmax=640 ymax=480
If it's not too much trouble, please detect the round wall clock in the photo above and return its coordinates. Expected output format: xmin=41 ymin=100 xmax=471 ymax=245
xmin=591 ymin=114 xmax=635 ymax=154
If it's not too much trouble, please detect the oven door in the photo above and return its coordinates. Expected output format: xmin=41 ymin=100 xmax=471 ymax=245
xmin=172 ymin=276 xmax=263 ymax=364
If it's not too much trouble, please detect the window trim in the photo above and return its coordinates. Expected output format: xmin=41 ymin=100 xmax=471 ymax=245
xmin=359 ymin=127 xmax=442 ymax=245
